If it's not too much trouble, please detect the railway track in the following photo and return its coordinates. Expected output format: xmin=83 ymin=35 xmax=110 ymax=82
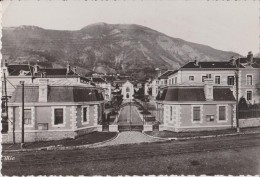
xmin=3 ymin=134 xmax=260 ymax=167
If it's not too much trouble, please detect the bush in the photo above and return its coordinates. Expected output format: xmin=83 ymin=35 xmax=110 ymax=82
xmin=144 ymin=116 xmax=156 ymax=122
xmin=140 ymin=111 xmax=151 ymax=115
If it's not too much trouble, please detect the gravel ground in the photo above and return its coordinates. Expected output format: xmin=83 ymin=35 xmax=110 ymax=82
xmin=95 ymin=131 xmax=164 ymax=147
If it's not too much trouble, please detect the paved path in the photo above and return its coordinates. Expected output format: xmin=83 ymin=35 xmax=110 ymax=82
xmin=118 ymin=105 xmax=143 ymax=125
xmin=94 ymin=131 xmax=164 ymax=147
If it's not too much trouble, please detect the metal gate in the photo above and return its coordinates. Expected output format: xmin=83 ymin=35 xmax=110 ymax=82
xmin=118 ymin=125 xmax=143 ymax=132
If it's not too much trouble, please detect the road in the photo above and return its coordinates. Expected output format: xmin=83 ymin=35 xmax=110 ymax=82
xmin=118 ymin=105 xmax=143 ymax=125
xmin=2 ymin=133 xmax=260 ymax=175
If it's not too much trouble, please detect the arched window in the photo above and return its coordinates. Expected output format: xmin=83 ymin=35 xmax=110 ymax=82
xmin=126 ymin=87 xmax=130 ymax=92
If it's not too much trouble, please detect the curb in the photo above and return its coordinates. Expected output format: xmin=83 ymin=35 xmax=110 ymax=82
xmin=142 ymin=132 xmax=170 ymax=141
xmin=3 ymin=133 xmax=119 ymax=153
xmin=143 ymin=131 xmax=260 ymax=141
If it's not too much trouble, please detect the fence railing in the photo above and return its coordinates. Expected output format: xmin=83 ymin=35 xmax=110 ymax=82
xmin=238 ymin=109 xmax=260 ymax=119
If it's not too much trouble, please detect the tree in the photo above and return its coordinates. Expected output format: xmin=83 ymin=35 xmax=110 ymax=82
xmin=238 ymin=97 xmax=248 ymax=110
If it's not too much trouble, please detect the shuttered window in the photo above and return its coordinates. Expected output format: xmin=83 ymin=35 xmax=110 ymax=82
xmin=170 ymin=106 xmax=172 ymax=121
xmin=247 ymin=91 xmax=252 ymax=101
xmin=193 ymin=106 xmax=201 ymax=121
xmin=54 ymin=108 xmax=64 ymax=125
xmin=246 ymin=75 xmax=252 ymax=85
xmin=227 ymin=76 xmax=234 ymax=85
xmin=218 ymin=106 xmax=226 ymax=121
xmin=215 ymin=76 xmax=220 ymax=84
xmin=83 ymin=107 xmax=88 ymax=122
xmin=24 ymin=109 xmax=32 ymax=125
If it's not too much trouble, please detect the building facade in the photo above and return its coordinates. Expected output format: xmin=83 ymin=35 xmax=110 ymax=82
xmin=6 ymin=79 xmax=105 ymax=143
xmin=156 ymin=81 xmax=236 ymax=132
xmin=164 ymin=54 xmax=260 ymax=103
xmin=122 ymin=80 xmax=134 ymax=100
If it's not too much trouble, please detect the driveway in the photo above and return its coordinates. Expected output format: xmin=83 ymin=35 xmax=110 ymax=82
xmin=95 ymin=131 xmax=164 ymax=147
xmin=118 ymin=105 xmax=143 ymax=125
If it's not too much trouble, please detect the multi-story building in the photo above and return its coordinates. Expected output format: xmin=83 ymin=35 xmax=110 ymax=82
xmin=238 ymin=56 xmax=260 ymax=103
xmin=163 ymin=52 xmax=260 ymax=103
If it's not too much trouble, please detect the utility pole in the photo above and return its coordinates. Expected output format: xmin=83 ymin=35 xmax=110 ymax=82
xmin=3 ymin=73 xmax=9 ymax=123
xmin=3 ymin=72 xmax=14 ymax=144
xmin=235 ymin=58 xmax=240 ymax=132
xmin=130 ymin=98 xmax=132 ymax=131
xmin=20 ymin=81 xmax=25 ymax=148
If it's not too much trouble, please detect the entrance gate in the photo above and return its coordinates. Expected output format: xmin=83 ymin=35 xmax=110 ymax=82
xmin=117 ymin=100 xmax=144 ymax=132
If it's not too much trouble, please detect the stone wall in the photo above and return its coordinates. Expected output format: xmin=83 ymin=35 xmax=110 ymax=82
xmin=75 ymin=127 xmax=97 ymax=137
xmin=175 ymin=126 xmax=233 ymax=132
xmin=239 ymin=118 xmax=260 ymax=128
xmin=1 ymin=134 xmax=9 ymax=144
xmin=5 ymin=131 xmax=76 ymax=143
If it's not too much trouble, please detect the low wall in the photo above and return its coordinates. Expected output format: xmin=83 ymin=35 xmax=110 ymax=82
xmin=1 ymin=134 xmax=9 ymax=144
xmin=159 ymin=125 xmax=166 ymax=131
xmin=159 ymin=125 xmax=233 ymax=132
xmin=97 ymin=125 xmax=103 ymax=132
xmin=4 ymin=131 xmax=76 ymax=144
xmin=175 ymin=126 xmax=233 ymax=132
xmin=239 ymin=118 xmax=260 ymax=128
xmin=109 ymin=125 xmax=118 ymax=132
xmin=76 ymin=127 xmax=97 ymax=137
xmin=143 ymin=125 xmax=153 ymax=132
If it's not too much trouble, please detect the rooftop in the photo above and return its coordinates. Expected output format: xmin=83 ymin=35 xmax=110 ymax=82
xmin=10 ymin=85 xmax=103 ymax=103
xmin=158 ymin=70 xmax=177 ymax=79
xmin=156 ymin=85 xmax=235 ymax=102
xmin=181 ymin=61 xmax=242 ymax=69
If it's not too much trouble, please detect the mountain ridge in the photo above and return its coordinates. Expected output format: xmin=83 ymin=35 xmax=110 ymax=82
xmin=2 ymin=23 xmax=241 ymax=78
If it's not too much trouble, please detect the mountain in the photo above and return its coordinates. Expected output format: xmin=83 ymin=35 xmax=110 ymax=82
xmin=2 ymin=23 xmax=240 ymax=78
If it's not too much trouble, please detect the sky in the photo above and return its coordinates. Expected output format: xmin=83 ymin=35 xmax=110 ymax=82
xmin=1 ymin=0 xmax=259 ymax=55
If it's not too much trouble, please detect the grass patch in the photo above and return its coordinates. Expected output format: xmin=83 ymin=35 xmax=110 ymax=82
xmin=2 ymin=132 xmax=117 ymax=151
xmin=145 ymin=127 xmax=260 ymax=138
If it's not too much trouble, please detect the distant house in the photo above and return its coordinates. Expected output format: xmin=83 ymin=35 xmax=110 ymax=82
xmin=1 ymin=62 xmax=93 ymax=98
xmin=6 ymin=79 xmax=105 ymax=143
xmin=110 ymin=80 xmax=135 ymax=101
xmin=158 ymin=70 xmax=176 ymax=86
xmin=87 ymin=77 xmax=112 ymax=101
xmin=150 ymin=79 xmax=160 ymax=98
xmin=156 ymin=80 xmax=236 ymax=132
xmin=236 ymin=52 xmax=260 ymax=103
xmin=122 ymin=80 xmax=134 ymax=100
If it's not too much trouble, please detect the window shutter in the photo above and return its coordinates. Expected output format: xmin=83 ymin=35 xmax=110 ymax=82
xmin=193 ymin=107 xmax=200 ymax=121
xmin=219 ymin=106 xmax=226 ymax=120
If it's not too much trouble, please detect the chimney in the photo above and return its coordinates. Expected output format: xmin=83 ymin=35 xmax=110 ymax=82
xmin=33 ymin=63 xmax=39 ymax=75
xmin=229 ymin=56 xmax=236 ymax=66
xmin=247 ymin=51 xmax=253 ymax=65
xmin=72 ymin=67 xmax=77 ymax=74
xmin=41 ymin=72 xmax=46 ymax=78
xmin=38 ymin=79 xmax=48 ymax=102
xmin=194 ymin=59 xmax=199 ymax=66
xmin=2 ymin=59 xmax=9 ymax=76
xmin=4 ymin=59 xmax=8 ymax=67
xmin=204 ymin=79 xmax=214 ymax=101
xmin=66 ymin=63 xmax=71 ymax=74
